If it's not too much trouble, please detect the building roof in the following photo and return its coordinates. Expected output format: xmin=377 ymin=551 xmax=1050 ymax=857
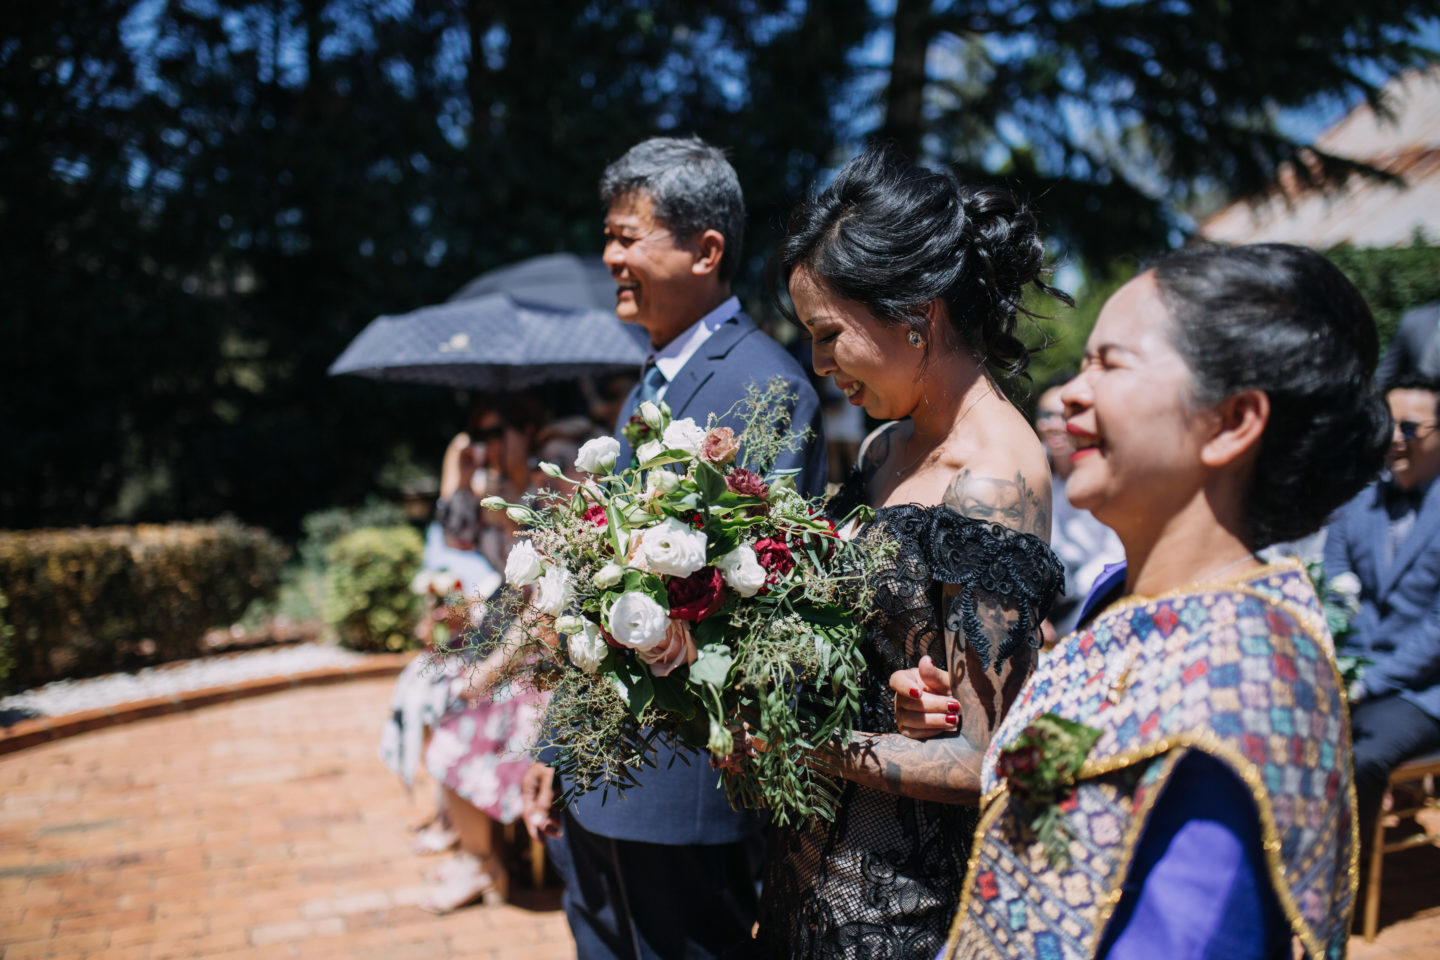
xmin=1200 ymin=66 xmax=1440 ymax=249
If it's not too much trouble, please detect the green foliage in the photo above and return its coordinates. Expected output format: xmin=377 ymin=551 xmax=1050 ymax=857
xmin=323 ymin=525 xmax=424 ymax=652
xmin=0 ymin=1 xmax=867 ymax=536
xmin=878 ymin=0 xmax=1437 ymax=268
xmin=1324 ymin=242 xmax=1440 ymax=352
xmin=0 ymin=588 xmax=14 ymax=690
xmin=0 ymin=523 xmax=284 ymax=691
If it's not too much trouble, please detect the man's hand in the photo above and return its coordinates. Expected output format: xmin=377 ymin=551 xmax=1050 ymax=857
xmin=520 ymin=761 xmax=563 ymax=841
xmin=888 ymin=655 xmax=957 ymax=740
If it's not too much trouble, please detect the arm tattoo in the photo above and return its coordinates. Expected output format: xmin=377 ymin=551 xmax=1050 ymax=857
xmin=839 ymin=730 xmax=986 ymax=805
xmin=943 ymin=469 xmax=1050 ymax=540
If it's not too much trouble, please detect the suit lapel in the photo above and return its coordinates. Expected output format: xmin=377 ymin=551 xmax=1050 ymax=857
xmin=658 ymin=313 xmax=754 ymax=421
xmin=1380 ymin=479 xmax=1440 ymax=596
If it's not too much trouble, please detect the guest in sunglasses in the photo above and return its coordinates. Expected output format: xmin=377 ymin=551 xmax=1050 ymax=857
xmin=1323 ymin=374 xmax=1440 ymax=866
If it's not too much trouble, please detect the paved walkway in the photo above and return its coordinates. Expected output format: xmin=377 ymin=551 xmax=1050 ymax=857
xmin=0 ymin=678 xmax=572 ymax=960
xmin=1 ymin=675 xmax=1437 ymax=959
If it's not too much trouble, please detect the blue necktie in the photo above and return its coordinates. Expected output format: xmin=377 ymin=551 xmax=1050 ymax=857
xmin=638 ymin=360 xmax=666 ymax=406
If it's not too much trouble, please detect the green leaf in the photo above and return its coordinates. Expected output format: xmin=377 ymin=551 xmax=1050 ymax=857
xmin=689 ymin=646 xmax=734 ymax=687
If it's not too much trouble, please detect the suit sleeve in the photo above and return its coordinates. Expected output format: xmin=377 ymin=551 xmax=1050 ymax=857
xmin=1361 ymin=592 xmax=1440 ymax=698
xmin=768 ymin=372 xmax=828 ymax=499
xmin=1321 ymin=507 xmax=1356 ymax=586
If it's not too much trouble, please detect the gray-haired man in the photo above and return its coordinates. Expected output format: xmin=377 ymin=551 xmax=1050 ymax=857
xmin=522 ymin=136 xmax=826 ymax=959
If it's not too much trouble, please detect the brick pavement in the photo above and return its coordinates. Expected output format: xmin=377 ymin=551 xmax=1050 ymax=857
xmin=0 ymin=678 xmax=572 ymax=960
xmin=1 ymin=676 xmax=1438 ymax=959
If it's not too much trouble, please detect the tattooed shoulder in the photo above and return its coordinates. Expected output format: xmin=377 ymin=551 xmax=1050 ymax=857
xmin=943 ymin=468 xmax=1050 ymax=539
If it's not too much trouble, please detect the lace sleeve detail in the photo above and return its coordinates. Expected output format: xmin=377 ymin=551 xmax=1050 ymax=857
xmin=926 ymin=509 xmax=1064 ymax=671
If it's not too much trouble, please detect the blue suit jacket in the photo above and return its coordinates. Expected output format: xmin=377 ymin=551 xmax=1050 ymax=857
xmin=1323 ymin=478 xmax=1440 ymax=721
xmin=567 ymin=310 xmax=827 ymax=845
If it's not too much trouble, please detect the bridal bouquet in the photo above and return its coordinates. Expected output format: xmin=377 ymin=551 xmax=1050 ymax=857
xmin=469 ymin=380 xmax=886 ymax=825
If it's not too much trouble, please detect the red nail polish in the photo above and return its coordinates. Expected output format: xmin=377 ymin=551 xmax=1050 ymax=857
xmin=947 ymin=701 xmax=960 ymax=711
xmin=909 ymin=688 xmax=920 ymax=699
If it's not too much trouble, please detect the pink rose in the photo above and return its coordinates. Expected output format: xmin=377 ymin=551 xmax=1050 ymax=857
xmin=640 ymin=619 xmax=698 ymax=677
xmin=700 ymin=427 xmax=740 ymax=465
xmin=725 ymin=468 xmax=768 ymax=498
xmin=666 ymin=566 xmax=727 ymax=622
xmin=583 ymin=504 xmax=608 ymax=527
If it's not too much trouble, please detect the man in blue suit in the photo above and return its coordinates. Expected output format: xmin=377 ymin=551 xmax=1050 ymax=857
xmin=521 ymin=136 xmax=825 ymax=960
xmin=1324 ymin=377 xmax=1440 ymax=839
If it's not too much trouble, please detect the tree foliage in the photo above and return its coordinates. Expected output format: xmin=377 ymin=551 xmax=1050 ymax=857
xmin=874 ymin=0 xmax=1437 ymax=265
xmin=2 ymin=1 xmax=1434 ymax=531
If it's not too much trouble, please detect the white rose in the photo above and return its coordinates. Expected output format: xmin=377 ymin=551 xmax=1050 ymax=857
xmin=636 ymin=516 xmax=709 ymax=578
xmin=504 ymin=541 xmax=544 ymax=586
xmin=715 ymin=544 xmax=767 ymax=598
xmin=662 ymin=418 xmax=707 ymax=456
xmin=574 ymin=436 xmax=621 ymax=475
xmin=636 ymin=439 xmax=664 ymax=464
xmin=639 ymin=401 xmax=664 ymax=430
xmin=535 ymin=565 xmax=575 ymax=618
xmin=646 ymin=470 xmax=682 ymax=496
xmin=608 ymin=592 xmax=669 ymax=651
xmin=1329 ymin=571 xmax=1361 ymax=602
xmin=593 ymin=561 xmax=625 ymax=589
xmin=568 ymin=620 xmax=607 ymax=674
xmin=554 ymin=615 xmax=585 ymax=635
xmin=410 ymin=571 xmax=434 ymax=595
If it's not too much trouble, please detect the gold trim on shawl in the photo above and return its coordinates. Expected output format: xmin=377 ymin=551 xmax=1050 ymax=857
xmin=946 ymin=560 xmax=1357 ymax=960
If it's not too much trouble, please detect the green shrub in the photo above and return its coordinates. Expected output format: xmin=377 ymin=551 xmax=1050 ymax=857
xmin=1325 ymin=241 xmax=1440 ymax=351
xmin=0 ymin=588 xmax=14 ymax=690
xmin=0 ymin=522 xmax=284 ymax=690
xmin=299 ymin=498 xmax=411 ymax=572
xmin=323 ymin=525 xmax=424 ymax=652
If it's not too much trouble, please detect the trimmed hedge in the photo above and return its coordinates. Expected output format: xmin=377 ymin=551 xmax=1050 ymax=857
xmin=323 ymin=525 xmax=424 ymax=653
xmin=0 ymin=523 xmax=284 ymax=690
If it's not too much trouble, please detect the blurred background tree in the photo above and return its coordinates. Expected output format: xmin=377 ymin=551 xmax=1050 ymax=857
xmin=2 ymin=0 xmax=1434 ymax=535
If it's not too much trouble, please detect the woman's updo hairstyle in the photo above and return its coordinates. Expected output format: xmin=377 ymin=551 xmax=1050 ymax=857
xmin=1152 ymin=243 xmax=1392 ymax=548
xmin=774 ymin=142 xmax=1070 ymax=376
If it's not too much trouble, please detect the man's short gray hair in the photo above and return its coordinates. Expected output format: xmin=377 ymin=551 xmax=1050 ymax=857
xmin=600 ymin=136 xmax=745 ymax=284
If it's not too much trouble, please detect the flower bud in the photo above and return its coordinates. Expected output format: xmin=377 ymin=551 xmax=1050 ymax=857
xmin=506 ymin=506 xmax=531 ymax=524
xmin=593 ymin=561 xmax=625 ymax=589
xmin=555 ymin=614 xmax=585 ymax=635
xmin=480 ymin=496 xmax=507 ymax=511
xmin=539 ymin=461 xmax=564 ymax=479
xmin=639 ymin=400 xmax=664 ymax=430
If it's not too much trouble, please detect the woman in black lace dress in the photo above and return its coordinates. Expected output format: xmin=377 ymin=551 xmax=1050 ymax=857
xmin=751 ymin=145 xmax=1068 ymax=959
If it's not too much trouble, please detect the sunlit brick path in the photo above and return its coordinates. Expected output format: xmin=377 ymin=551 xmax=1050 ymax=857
xmin=0 ymin=678 xmax=573 ymax=960
xmin=2 ymin=675 xmax=1439 ymax=959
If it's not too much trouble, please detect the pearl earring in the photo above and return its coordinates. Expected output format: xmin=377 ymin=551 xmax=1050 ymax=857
xmin=908 ymin=331 xmax=924 ymax=349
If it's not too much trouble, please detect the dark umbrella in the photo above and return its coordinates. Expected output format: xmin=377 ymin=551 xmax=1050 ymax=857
xmin=447 ymin=252 xmax=617 ymax=312
xmin=329 ymin=255 xmax=648 ymax=391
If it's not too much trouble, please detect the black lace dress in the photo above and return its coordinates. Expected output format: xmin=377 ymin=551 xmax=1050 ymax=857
xmin=754 ymin=473 xmax=1063 ymax=960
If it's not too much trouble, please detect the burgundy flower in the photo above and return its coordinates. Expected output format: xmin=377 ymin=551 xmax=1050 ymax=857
xmin=583 ymin=504 xmax=608 ymax=527
xmin=665 ymin=566 xmax=727 ymax=622
xmin=725 ymin=468 xmax=769 ymax=498
xmin=753 ymin=537 xmax=795 ymax=583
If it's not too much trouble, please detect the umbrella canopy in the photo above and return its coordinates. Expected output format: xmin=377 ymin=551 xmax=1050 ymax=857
xmin=327 ymin=293 xmax=647 ymax=392
xmin=448 ymin=252 xmax=617 ymax=312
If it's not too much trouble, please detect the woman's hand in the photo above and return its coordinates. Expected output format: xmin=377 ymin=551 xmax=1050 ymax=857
xmin=889 ymin=655 xmax=958 ymax=740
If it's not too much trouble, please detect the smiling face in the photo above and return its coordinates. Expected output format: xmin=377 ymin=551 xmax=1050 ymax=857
xmin=1387 ymin=387 xmax=1440 ymax=490
xmin=602 ymin=191 xmax=707 ymax=348
xmin=1035 ymin=385 xmax=1073 ymax=477
xmin=1059 ymin=272 xmax=1214 ymax=537
xmin=788 ymin=268 xmax=925 ymax=421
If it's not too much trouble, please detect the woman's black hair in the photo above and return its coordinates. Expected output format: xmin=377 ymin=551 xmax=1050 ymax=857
xmin=773 ymin=142 xmax=1071 ymax=377
xmin=1151 ymin=243 xmax=1392 ymax=548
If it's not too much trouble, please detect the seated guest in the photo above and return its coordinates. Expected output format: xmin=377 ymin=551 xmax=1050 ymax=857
xmin=1323 ymin=375 xmax=1440 ymax=842
xmin=1035 ymin=374 xmax=1123 ymax=637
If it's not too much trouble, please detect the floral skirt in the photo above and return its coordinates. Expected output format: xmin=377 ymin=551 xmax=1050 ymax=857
xmin=423 ymin=684 xmax=547 ymax=824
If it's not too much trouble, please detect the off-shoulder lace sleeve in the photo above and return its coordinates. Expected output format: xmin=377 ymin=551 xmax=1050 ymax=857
xmin=925 ymin=509 xmax=1064 ymax=670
